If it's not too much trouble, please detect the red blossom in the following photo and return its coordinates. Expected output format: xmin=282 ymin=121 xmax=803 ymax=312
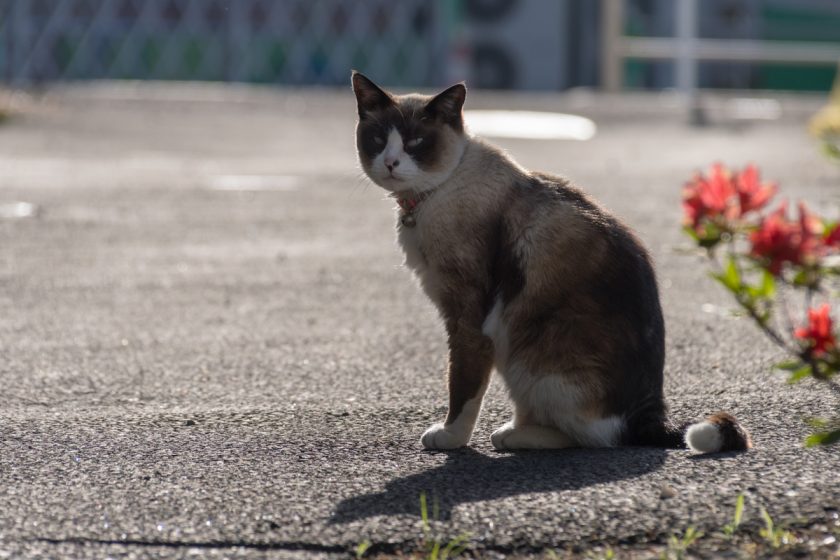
xmin=794 ymin=304 xmax=836 ymax=356
xmin=682 ymin=164 xmax=738 ymax=233
xmin=798 ymin=201 xmax=823 ymax=239
xmin=735 ymin=165 xmax=777 ymax=214
xmin=682 ymin=164 xmax=778 ymax=237
xmin=749 ymin=202 xmax=822 ymax=275
xmin=824 ymin=223 xmax=840 ymax=249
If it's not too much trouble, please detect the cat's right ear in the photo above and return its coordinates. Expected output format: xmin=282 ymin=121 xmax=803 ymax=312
xmin=351 ymin=71 xmax=393 ymax=119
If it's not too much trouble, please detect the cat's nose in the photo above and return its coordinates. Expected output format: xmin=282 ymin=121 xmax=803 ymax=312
xmin=385 ymin=157 xmax=400 ymax=171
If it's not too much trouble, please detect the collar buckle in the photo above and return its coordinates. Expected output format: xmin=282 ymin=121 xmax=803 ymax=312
xmin=395 ymin=189 xmax=436 ymax=228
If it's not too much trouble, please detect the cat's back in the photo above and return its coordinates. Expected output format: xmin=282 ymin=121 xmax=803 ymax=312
xmin=453 ymin=141 xmax=620 ymax=234
xmin=480 ymin=167 xmax=637 ymax=288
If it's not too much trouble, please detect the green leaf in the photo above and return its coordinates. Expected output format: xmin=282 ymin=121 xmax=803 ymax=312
xmin=429 ymin=540 xmax=440 ymax=560
xmin=786 ymin=365 xmax=813 ymax=384
xmin=805 ymin=417 xmax=827 ymax=429
xmin=711 ymin=256 xmax=742 ymax=294
xmin=441 ymin=534 xmax=470 ymax=560
xmin=805 ymin=428 xmax=840 ymax=447
xmin=689 ymin=221 xmax=724 ymax=249
xmin=723 ymin=493 xmax=745 ymax=537
xmin=743 ymin=270 xmax=775 ymax=301
xmin=420 ymin=492 xmax=429 ymax=529
xmin=355 ymin=541 xmax=371 ymax=559
xmin=792 ymin=267 xmax=820 ymax=288
xmin=682 ymin=226 xmax=699 ymax=242
xmin=760 ymin=270 xmax=776 ymax=298
xmin=822 ymin=140 xmax=840 ymax=161
xmin=791 ymin=269 xmax=808 ymax=286
xmin=760 ymin=507 xmax=775 ymax=538
xmin=684 ymin=526 xmax=703 ymax=545
xmin=711 ymin=273 xmax=734 ymax=293
xmin=724 ymin=256 xmax=741 ymax=290
xmin=733 ymin=493 xmax=744 ymax=527
xmin=775 ymin=359 xmax=804 ymax=371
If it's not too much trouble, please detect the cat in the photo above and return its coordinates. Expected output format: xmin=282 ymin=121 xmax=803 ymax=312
xmin=351 ymin=71 xmax=751 ymax=454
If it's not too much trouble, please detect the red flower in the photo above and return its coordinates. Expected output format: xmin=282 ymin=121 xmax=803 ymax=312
xmin=798 ymin=201 xmax=823 ymax=239
xmin=795 ymin=304 xmax=836 ymax=356
xmin=824 ymin=223 xmax=840 ymax=249
xmin=682 ymin=163 xmax=738 ymax=232
xmin=749 ymin=202 xmax=821 ymax=275
xmin=735 ymin=165 xmax=777 ymax=214
xmin=682 ymin=164 xmax=777 ymax=238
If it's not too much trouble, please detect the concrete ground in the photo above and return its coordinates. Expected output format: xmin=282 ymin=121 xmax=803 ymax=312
xmin=1 ymin=82 xmax=839 ymax=559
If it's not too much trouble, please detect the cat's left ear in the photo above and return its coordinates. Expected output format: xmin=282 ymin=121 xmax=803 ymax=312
xmin=352 ymin=71 xmax=393 ymax=119
xmin=425 ymin=83 xmax=466 ymax=129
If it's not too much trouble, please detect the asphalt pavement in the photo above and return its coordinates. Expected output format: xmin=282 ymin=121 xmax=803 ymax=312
xmin=1 ymin=82 xmax=839 ymax=558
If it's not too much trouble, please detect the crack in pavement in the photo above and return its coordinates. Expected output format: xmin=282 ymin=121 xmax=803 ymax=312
xmin=29 ymin=537 xmax=352 ymax=554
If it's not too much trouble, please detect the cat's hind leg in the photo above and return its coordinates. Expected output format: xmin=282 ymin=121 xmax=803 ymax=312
xmin=491 ymin=421 xmax=575 ymax=450
xmin=490 ymin=367 xmax=609 ymax=450
xmin=491 ymin=405 xmax=575 ymax=450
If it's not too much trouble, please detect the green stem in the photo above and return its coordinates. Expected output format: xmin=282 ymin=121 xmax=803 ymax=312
xmin=778 ymin=284 xmax=797 ymax=341
xmin=736 ymin=292 xmax=799 ymax=355
xmin=711 ymin=248 xmax=799 ymax=356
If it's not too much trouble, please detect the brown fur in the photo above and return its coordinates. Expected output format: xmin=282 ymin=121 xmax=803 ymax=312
xmin=707 ymin=412 xmax=753 ymax=450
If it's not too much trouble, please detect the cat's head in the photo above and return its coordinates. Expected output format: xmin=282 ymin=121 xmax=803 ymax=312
xmin=352 ymin=71 xmax=467 ymax=194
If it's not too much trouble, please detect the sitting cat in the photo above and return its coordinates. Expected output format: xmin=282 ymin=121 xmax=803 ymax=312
xmin=351 ymin=71 xmax=751 ymax=454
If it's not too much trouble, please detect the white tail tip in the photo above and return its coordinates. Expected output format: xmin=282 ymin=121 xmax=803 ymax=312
xmin=685 ymin=421 xmax=723 ymax=454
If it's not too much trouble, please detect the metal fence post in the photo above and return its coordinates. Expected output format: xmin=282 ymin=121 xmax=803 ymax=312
xmin=600 ymin=0 xmax=623 ymax=92
xmin=225 ymin=0 xmax=245 ymax=83
xmin=675 ymin=0 xmax=705 ymax=124
xmin=9 ymin=0 xmax=25 ymax=86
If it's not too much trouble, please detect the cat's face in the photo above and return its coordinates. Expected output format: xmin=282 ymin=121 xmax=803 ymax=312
xmin=352 ymin=72 xmax=467 ymax=194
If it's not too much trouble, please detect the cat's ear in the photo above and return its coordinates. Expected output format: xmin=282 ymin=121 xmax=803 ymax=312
xmin=425 ymin=83 xmax=466 ymax=128
xmin=351 ymin=71 xmax=393 ymax=119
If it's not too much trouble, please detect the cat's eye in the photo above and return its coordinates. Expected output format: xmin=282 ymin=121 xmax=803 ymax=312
xmin=406 ymin=137 xmax=424 ymax=148
xmin=373 ymin=136 xmax=385 ymax=145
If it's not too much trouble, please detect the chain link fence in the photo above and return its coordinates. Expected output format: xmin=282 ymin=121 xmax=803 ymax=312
xmin=0 ymin=0 xmax=447 ymax=87
xmin=4 ymin=0 xmax=834 ymax=91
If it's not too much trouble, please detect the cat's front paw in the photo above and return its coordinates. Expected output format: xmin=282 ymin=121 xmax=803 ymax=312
xmin=420 ymin=423 xmax=470 ymax=450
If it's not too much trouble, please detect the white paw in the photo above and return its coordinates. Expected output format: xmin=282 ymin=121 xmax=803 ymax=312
xmin=420 ymin=423 xmax=469 ymax=449
xmin=491 ymin=422 xmax=574 ymax=450
xmin=490 ymin=422 xmax=516 ymax=450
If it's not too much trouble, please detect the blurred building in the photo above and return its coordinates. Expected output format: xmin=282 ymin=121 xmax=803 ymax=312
xmin=0 ymin=0 xmax=838 ymax=91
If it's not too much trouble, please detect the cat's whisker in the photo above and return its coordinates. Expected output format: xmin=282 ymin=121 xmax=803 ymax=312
xmin=348 ymin=170 xmax=372 ymax=199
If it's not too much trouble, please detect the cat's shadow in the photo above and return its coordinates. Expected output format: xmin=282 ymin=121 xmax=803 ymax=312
xmin=329 ymin=446 xmax=669 ymax=523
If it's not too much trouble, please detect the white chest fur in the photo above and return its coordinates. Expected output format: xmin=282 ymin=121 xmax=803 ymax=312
xmin=397 ymin=222 xmax=424 ymax=271
xmin=397 ymin=214 xmax=444 ymax=305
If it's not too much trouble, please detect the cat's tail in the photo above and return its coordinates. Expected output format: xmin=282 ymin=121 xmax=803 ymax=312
xmin=628 ymin=411 xmax=752 ymax=453
xmin=683 ymin=412 xmax=752 ymax=454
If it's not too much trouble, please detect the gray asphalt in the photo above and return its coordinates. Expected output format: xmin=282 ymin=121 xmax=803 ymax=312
xmin=1 ymin=82 xmax=839 ymax=559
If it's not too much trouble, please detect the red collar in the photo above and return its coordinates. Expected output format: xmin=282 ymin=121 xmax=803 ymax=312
xmin=395 ymin=189 xmax=436 ymax=213
xmin=394 ymin=189 xmax=437 ymax=228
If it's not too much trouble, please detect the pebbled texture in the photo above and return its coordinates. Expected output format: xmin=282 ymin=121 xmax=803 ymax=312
xmin=1 ymin=83 xmax=838 ymax=558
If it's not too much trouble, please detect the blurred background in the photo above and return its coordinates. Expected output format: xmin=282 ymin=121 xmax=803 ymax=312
xmin=4 ymin=4 xmax=840 ymax=555
xmin=1 ymin=0 xmax=839 ymax=93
